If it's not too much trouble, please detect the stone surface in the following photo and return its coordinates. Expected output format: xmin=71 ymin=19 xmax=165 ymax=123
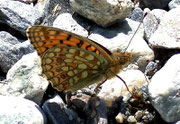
xmin=53 ymin=13 xmax=88 ymax=37
xmin=143 ymin=9 xmax=167 ymax=41
xmin=168 ymin=0 xmax=180 ymax=9
xmin=0 ymin=0 xmax=42 ymax=35
xmin=70 ymin=93 xmax=108 ymax=124
xmin=0 ymin=52 xmax=49 ymax=105
xmin=42 ymin=94 xmax=80 ymax=124
xmin=149 ymin=7 xmax=180 ymax=49
xmin=70 ymin=0 xmax=134 ymax=27
xmin=0 ymin=95 xmax=47 ymax=124
xmin=129 ymin=7 xmax=143 ymax=22
xmin=0 ymin=31 xmax=33 ymax=73
xmin=98 ymin=70 xmax=148 ymax=106
xmin=148 ymin=54 xmax=180 ymax=122
xmin=36 ymin=0 xmax=73 ymax=26
xmin=53 ymin=13 xmax=154 ymax=72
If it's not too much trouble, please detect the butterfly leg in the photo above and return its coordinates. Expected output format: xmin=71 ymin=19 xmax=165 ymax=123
xmin=116 ymin=75 xmax=136 ymax=99
xmin=94 ymin=78 xmax=108 ymax=107
xmin=65 ymin=91 xmax=72 ymax=106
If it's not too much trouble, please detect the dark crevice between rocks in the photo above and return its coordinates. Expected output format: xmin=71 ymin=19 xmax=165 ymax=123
xmin=0 ymin=68 xmax=6 ymax=81
xmin=0 ymin=23 xmax=26 ymax=40
xmin=153 ymin=48 xmax=180 ymax=67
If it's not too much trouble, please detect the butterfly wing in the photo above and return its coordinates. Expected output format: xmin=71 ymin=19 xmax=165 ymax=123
xmin=26 ymin=25 xmax=113 ymax=62
xmin=26 ymin=25 xmax=113 ymax=91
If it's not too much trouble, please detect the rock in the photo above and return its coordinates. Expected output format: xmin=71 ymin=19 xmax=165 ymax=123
xmin=42 ymin=94 xmax=80 ymax=124
xmin=149 ymin=7 xmax=180 ymax=49
xmin=53 ymin=12 xmax=153 ymax=71
xmin=70 ymin=0 xmax=134 ymax=27
xmin=175 ymin=120 xmax=180 ymax=124
xmin=135 ymin=110 xmax=143 ymax=121
xmin=70 ymin=93 xmax=108 ymax=124
xmin=145 ymin=60 xmax=160 ymax=78
xmin=125 ymin=35 xmax=154 ymax=71
xmin=98 ymin=70 xmax=148 ymax=107
xmin=148 ymin=54 xmax=180 ymax=122
xmin=143 ymin=9 xmax=167 ymax=41
xmin=0 ymin=0 xmax=42 ymax=35
xmin=53 ymin=13 xmax=89 ymax=37
xmin=168 ymin=0 xmax=180 ymax=9
xmin=129 ymin=7 xmax=144 ymax=22
xmin=0 ymin=31 xmax=33 ymax=73
xmin=0 ymin=95 xmax=47 ymax=124
xmin=127 ymin=115 xmax=137 ymax=123
xmin=0 ymin=52 xmax=49 ymax=105
xmin=115 ymin=113 xmax=125 ymax=123
xmin=88 ymin=19 xmax=154 ymax=71
xmin=35 ymin=0 xmax=73 ymax=26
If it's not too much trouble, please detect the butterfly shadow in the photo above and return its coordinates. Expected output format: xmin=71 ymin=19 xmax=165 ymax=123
xmin=72 ymin=13 xmax=132 ymax=39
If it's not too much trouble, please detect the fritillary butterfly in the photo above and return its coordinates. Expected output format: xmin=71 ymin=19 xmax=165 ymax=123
xmin=26 ymin=25 xmax=131 ymax=93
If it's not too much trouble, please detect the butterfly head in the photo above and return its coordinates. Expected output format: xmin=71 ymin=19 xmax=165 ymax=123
xmin=106 ymin=52 xmax=131 ymax=79
xmin=112 ymin=52 xmax=131 ymax=67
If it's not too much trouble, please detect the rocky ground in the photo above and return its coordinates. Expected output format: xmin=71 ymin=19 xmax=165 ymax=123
xmin=0 ymin=0 xmax=180 ymax=124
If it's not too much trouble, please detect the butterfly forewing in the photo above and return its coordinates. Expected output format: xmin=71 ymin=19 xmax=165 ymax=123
xmin=26 ymin=25 xmax=113 ymax=62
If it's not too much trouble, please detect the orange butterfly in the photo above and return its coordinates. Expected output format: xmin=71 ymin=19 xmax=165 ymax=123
xmin=26 ymin=25 xmax=131 ymax=93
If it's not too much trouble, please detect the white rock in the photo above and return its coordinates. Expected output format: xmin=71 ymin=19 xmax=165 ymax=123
xmin=0 ymin=95 xmax=46 ymax=124
xmin=149 ymin=7 xmax=180 ymax=49
xmin=148 ymin=54 xmax=180 ymax=122
xmin=98 ymin=70 xmax=148 ymax=107
xmin=126 ymin=35 xmax=154 ymax=71
xmin=0 ymin=52 xmax=49 ymax=105
xmin=53 ymin=13 xmax=88 ymax=37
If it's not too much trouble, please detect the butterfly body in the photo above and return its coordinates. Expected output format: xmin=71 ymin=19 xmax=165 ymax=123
xmin=26 ymin=25 xmax=131 ymax=92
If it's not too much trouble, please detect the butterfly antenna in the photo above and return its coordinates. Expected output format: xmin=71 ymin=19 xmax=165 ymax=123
xmin=124 ymin=11 xmax=148 ymax=52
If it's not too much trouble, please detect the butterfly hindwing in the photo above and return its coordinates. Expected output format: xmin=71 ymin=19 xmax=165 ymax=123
xmin=41 ymin=46 xmax=108 ymax=91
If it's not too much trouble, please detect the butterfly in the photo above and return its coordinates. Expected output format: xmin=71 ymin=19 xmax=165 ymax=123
xmin=26 ymin=25 xmax=132 ymax=93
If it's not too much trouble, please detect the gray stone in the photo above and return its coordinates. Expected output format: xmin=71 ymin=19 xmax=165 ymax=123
xmin=0 ymin=31 xmax=33 ymax=73
xmin=143 ymin=9 xmax=167 ymax=41
xmin=0 ymin=0 xmax=42 ymax=35
xmin=0 ymin=95 xmax=47 ymax=124
xmin=129 ymin=7 xmax=143 ymax=22
xmin=148 ymin=54 xmax=180 ymax=122
xmin=169 ymin=0 xmax=180 ymax=9
xmin=175 ymin=120 xmax=180 ymax=124
xmin=53 ymin=13 xmax=88 ymax=37
xmin=53 ymin=13 xmax=154 ymax=71
xmin=35 ymin=0 xmax=73 ymax=26
xmin=70 ymin=0 xmax=134 ymax=27
xmin=0 ymin=52 xmax=49 ymax=105
xmin=149 ymin=7 xmax=180 ymax=49
xmin=42 ymin=94 xmax=80 ymax=124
